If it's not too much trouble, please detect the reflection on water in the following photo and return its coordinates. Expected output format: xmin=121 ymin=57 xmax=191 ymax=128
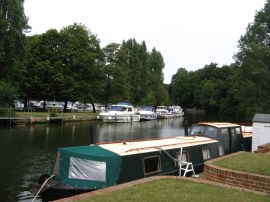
xmin=96 ymin=117 xmax=184 ymax=143
xmin=0 ymin=113 xmax=215 ymax=202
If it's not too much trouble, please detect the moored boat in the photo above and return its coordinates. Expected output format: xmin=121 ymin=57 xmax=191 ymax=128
xmin=156 ymin=106 xmax=173 ymax=119
xmin=33 ymin=122 xmax=252 ymax=201
xmin=97 ymin=102 xmax=140 ymax=123
xmin=168 ymin=106 xmax=184 ymax=117
xmin=137 ymin=106 xmax=157 ymax=121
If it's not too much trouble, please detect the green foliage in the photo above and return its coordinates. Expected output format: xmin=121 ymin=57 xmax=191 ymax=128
xmin=0 ymin=80 xmax=19 ymax=107
xmin=48 ymin=109 xmax=58 ymax=117
xmin=0 ymin=0 xmax=29 ymax=81
xmin=23 ymin=23 xmax=103 ymax=110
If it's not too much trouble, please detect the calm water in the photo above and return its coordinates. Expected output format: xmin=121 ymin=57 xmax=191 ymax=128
xmin=0 ymin=112 xmax=226 ymax=202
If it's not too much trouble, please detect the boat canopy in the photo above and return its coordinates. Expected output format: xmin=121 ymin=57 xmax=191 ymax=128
xmin=54 ymin=145 xmax=121 ymax=189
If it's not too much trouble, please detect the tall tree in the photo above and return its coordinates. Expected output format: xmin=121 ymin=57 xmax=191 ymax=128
xmin=0 ymin=0 xmax=29 ymax=81
xmin=170 ymin=68 xmax=193 ymax=107
xmin=148 ymin=48 xmax=169 ymax=105
xmin=102 ymin=43 xmax=130 ymax=106
xmin=121 ymin=39 xmax=150 ymax=105
xmin=24 ymin=24 xmax=103 ymax=110
xmin=59 ymin=23 xmax=103 ymax=108
xmin=234 ymin=0 xmax=270 ymax=117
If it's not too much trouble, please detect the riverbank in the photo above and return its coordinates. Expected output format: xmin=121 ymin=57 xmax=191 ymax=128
xmin=0 ymin=111 xmax=99 ymax=125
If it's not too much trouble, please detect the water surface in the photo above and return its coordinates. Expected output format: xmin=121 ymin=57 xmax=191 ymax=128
xmin=0 ymin=112 xmax=223 ymax=201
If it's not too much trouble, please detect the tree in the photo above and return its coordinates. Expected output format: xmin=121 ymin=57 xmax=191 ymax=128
xmin=23 ymin=30 xmax=64 ymax=108
xmin=0 ymin=0 xmax=29 ymax=81
xmin=102 ymin=43 xmax=131 ymax=106
xmin=23 ymin=23 xmax=103 ymax=110
xmin=170 ymin=68 xmax=193 ymax=107
xmin=234 ymin=1 xmax=270 ymax=117
xmin=59 ymin=23 xmax=103 ymax=109
xmin=0 ymin=80 xmax=18 ymax=107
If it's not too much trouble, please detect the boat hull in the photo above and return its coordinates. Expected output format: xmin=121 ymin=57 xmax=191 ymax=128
xmin=157 ymin=113 xmax=173 ymax=119
xmin=139 ymin=114 xmax=157 ymax=121
xmin=103 ymin=115 xmax=140 ymax=123
xmin=34 ymin=179 xmax=94 ymax=201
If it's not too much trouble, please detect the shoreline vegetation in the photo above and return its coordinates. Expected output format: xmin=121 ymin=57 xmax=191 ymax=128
xmin=0 ymin=111 xmax=99 ymax=125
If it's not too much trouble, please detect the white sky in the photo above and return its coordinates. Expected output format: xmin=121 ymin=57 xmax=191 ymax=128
xmin=24 ymin=0 xmax=266 ymax=84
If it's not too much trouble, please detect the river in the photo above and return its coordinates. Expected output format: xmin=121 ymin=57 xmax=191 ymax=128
xmin=0 ymin=112 xmax=226 ymax=202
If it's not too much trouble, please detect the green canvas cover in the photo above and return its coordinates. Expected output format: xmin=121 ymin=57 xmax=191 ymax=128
xmin=58 ymin=145 xmax=121 ymax=189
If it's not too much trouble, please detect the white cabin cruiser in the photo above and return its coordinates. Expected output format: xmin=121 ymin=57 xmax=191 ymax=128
xmin=168 ymin=106 xmax=184 ymax=117
xmin=156 ymin=106 xmax=173 ymax=119
xmin=97 ymin=102 xmax=140 ymax=123
xmin=137 ymin=106 xmax=157 ymax=121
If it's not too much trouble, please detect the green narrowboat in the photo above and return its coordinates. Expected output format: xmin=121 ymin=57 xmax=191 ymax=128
xmin=33 ymin=122 xmax=252 ymax=201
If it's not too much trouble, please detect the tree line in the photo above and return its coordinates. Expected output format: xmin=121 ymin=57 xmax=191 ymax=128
xmin=0 ymin=1 xmax=169 ymax=111
xmin=1 ymin=0 xmax=270 ymax=120
xmin=169 ymin=0 xmax=270 ymax=121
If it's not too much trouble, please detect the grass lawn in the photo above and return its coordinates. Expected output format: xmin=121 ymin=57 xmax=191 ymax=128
xmin=213 ymin=152 xmax=270 ymax=176
xmin=79 ymin=178 xmax=270 ymax=202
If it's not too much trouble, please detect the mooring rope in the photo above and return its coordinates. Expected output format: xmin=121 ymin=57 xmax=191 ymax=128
xmin=32 ymin=174 xmax=55 ymax=202
xmin=155 ymin=146 xmax=179 ymax=166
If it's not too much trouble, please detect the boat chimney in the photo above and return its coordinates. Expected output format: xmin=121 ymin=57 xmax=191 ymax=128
xmin=183 ymin=117 xmax=189 ymax=136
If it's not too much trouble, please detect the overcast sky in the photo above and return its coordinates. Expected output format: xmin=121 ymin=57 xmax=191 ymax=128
xmin=24 ymin=0 xmax=266 ymax=83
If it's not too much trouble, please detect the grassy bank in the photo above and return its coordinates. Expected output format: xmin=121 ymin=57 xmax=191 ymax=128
xmin=15 ymin=111 xmax=98 ymax=117
xmin=213 ymin=152 xmax=270 ymax=176
xmin=78 ymin=178 xmax=269 ymax=202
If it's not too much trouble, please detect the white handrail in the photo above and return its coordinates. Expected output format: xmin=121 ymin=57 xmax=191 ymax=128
xmin=179 ymin=139 xmax=183 ymax=176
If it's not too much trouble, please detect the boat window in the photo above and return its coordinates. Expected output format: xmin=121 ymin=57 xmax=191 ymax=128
xmin=231 ymin=128 xmax=236 ymax=135
xmin=143 ymin=156 xmax=161 ymax=175
xmin=218 ymin=145 xmax=224 ymax=156
xmin=220 ymin=128 xmax=229 ymax=136
xmin=204 ymin=126 xmax=218 ymax=138
xmin=202 ymin=147 xmax=211 ymax=160
xmin=189 ymin=125 xmax=204 ymax=136
xmin=69 ymin=157 xmax=106 ymax=182
xmin=235 ymin=127 xmax=241 ymax=135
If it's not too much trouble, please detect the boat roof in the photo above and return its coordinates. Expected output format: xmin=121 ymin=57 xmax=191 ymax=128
xmin=197 ymin=122 xmax=240 ymax=128
xmin=99 ymin=136 xmax=218 ymax=156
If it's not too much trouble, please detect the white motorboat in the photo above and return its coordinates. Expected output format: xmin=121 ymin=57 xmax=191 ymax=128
xmin=156 ymin=106 xmax=173 ymax=119
xmin=168 ymin=106 xmax=184 ymax=117
xmin=137 ymin=106 xmax=157 ymax=121
xmin=97 ymin=102 xmax=140 ymax=123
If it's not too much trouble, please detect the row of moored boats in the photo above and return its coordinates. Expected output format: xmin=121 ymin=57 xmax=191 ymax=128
xmin=96 ymin=102 xmax=184 ymax=122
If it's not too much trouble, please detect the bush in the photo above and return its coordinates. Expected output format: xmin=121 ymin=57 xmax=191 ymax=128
xmin=48 ymin=109 xmax=58 ymax=117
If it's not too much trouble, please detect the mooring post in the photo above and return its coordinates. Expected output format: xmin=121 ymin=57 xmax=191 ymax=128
xmin=89 ymin=125 xmax=94 ymax=145
xmin=183 ymin=117 xmax=189 ymax=136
